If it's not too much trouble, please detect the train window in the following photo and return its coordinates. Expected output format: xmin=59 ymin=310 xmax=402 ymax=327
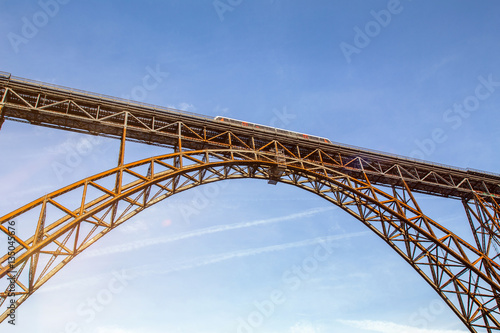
xmin=214 ymin=116 xmax=332 ymax=144
xmin=260 ymin=126 xmax=274 ymax=132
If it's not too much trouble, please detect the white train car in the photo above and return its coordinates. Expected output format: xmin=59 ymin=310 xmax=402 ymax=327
xmin=214 ymin=116 xmax=331 ymax=144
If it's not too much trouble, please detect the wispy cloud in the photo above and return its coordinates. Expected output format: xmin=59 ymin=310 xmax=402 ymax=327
xmin=82 ymin=206 xmax=335 ymax=258
xmin=167 ymin=102 xmax=196 ymax=112
xmin=338 ymin=320 xmax=468 ymax=333
xmin=96 ymin=328 xmax=135 ymax=333
xmin=289 ymin=321 xmax=322 ymax=333
xmin=136 ymin=230 xmax=368 ymax=276
xmin=40 ymin=230 xmax=367 ymax=293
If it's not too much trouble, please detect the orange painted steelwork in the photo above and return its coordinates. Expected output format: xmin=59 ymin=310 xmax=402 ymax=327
xmin=0 ymin=74 xmax=499 ymax=332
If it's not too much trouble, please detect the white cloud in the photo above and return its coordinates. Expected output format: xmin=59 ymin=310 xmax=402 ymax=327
xmin=138 ymin=230 xmax=368 ymax=276
xmin=168 ymin=102 xmax=195 ymax=112
xmin=214 ymin=104 xmax=229 ymax=115
xmin=338 ymin=320 xmax=468 ymax=333
xmin=289 ymin=321 xmax=321 ymax=333
xmin=178 ymin=102 xmax=195 ymax=111
xmin=96 ymin=327 xmax=133 ymax=333
xmin=95 ymin=327 xmax=167 ymax=333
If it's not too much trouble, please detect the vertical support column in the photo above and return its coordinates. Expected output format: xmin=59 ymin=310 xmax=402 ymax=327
xmin=0 ymin=105 xmax=5 ymax=131
xmin=112 ymin=112 xmax=128 ymax=225
xmin=143 ymin=162 xmax=153 ymax=207
xmin=251 ymin=136 xmax=257 ymax=161
xmin=117 ymin=112 xmax=128 ymax=169
xmin=171 ymin=122 xmax=182 ymax=193
xmin=463 ymin=194 xmax=500 ymax=260
xmin=228 ymin=131 xmax=233 ymax=161
xmin=176 ymin=121 xmax=183 ymax=168
xmin=296 ymin=145 xmax=304 ymax=169
xmin=462 ymin=195 xmax=500 ymax=314
xmin=0 ymin=87 xmax=8 ymax=130
xmin=29 ymin=196 xmax=47 ymax=291
xmin=268 ymin=141 xmax=286 ymax=185
xmin=115 ymin=111 xmax=128 ymax=193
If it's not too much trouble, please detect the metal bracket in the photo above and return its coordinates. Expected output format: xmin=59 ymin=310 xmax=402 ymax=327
xmin=268 ymin=148 xmax=286 ymax=185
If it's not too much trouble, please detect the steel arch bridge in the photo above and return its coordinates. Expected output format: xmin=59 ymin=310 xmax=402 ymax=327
xmin=0 ymin=73 xmax=499 ymax=332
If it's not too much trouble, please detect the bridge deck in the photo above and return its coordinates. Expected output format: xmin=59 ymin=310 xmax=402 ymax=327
xmin=0 ymin=72 xmax=498 ymax=201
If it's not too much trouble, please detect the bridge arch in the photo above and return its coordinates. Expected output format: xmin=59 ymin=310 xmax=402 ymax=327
xmin=0 ymin=148 xmax=499 ymax=332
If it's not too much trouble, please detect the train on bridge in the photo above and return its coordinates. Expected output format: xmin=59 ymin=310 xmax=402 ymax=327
xmin=215 ymin=116 xmax=332 ymax=144
xmin=0 ymin=71 xmax=331 ymax=145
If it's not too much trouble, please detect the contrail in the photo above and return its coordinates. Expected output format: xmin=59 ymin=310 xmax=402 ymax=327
xmin=40 ymin=230 xmax=367 ymax=293
xmin=82 ymin=206 xmax=336 ymax=258
xmin=137 ymin=231 xmax=369 ymax=276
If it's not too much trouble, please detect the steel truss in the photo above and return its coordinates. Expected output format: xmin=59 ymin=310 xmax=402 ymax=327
xmin=0 ymin=147 xmax=498 ymax=331
xmin=0 ymin=74 xmax=499 ymax=332
xmin=0 ymin=74 xmax=499 ymax=200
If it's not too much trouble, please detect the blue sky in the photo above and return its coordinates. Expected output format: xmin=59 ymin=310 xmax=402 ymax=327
xmin=1 ymin=1 xmax=500 ymax=332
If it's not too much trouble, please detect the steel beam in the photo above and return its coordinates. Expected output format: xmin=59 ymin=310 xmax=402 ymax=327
xmin=0 ymin=75 xmax=499 ymax=200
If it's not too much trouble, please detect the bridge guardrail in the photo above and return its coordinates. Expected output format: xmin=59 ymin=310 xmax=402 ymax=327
xmin=0 ymin=71 xmax=11 ymax=79
xmin=7 ymin=74 xmax=214 ymax=121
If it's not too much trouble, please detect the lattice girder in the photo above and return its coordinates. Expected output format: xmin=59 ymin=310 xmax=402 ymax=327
xmin=0 ymin=148 xmax=499 ymax=332
xmin=464 ymin=193 xmax=500 ymax=261
xmin=3 ymin=76 xmax=500 ymax=201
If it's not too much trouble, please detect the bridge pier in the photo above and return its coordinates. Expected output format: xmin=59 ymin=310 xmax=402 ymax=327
xmin=268 ymin=147 xmax=286 ymax=185
xmin=112 ymin=112 xmax=129 ymax=224
xmin=117 ymin=112 xmax=128 ymax=169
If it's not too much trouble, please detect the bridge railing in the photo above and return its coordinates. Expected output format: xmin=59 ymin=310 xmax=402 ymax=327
xmin=3 ymin=72 xmax=214 ymax=121
xmin=0 ymin=71 xmax=11 ymax=79
xmin=327 ymin=139 xmax=461 ymax=172
xmin=333 ymin=141 xmax=500 ymax=178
